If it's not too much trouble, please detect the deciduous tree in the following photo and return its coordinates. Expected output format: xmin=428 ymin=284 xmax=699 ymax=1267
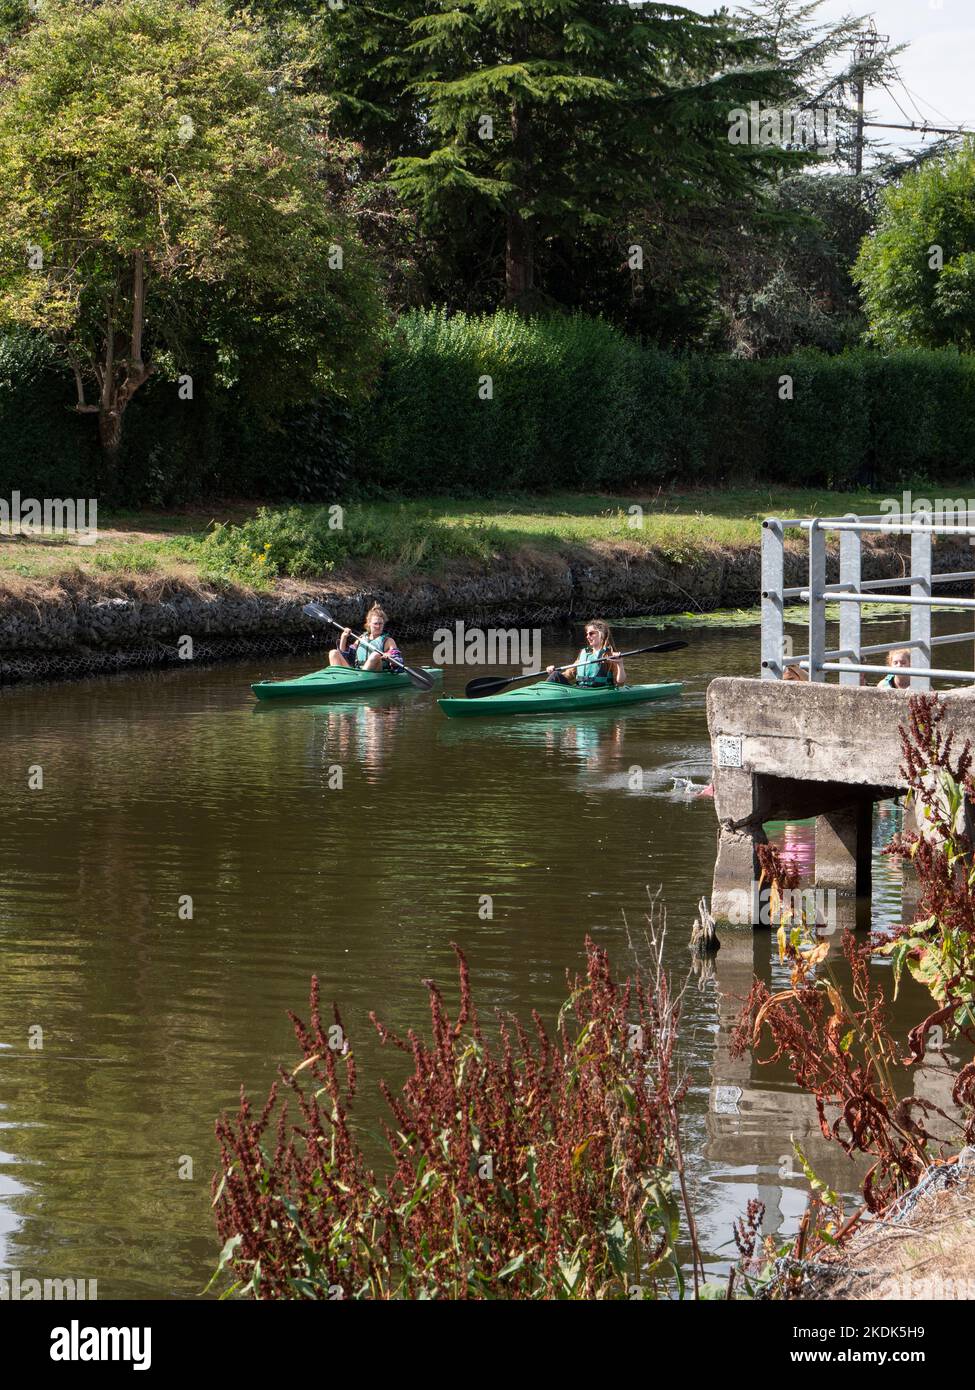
xmin=0 ymin=0 xmax=383 ymax=486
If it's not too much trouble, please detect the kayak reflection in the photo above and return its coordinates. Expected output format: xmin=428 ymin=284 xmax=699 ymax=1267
xmin=322 ymin=701 xmax=406 ymax=783
xmin=253 ymin=690 xmax=410 ymax=782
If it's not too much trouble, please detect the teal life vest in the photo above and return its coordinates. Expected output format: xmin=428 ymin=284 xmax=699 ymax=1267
xmin=355 ymin=631 xmax=395 ymax=670
xmin=880 ymin=673 xmax=897 ymax=688
xmin=576 ymin=646 xmax=612 ymax=687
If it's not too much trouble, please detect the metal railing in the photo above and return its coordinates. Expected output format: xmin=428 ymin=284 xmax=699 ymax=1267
xmin=760 ymin=512 xmax=975 ymax=688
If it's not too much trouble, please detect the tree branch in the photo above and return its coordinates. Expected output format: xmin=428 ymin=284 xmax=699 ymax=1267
xmin=130 ymin=250 xmax=146 ymax=372
xmin=101 ymin=294 xmax=115 ymax=412
xmin=64 ymin=347 xmax=97 ymax=412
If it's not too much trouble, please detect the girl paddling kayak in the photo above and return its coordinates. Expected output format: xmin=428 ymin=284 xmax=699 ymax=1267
xmin=329 ymin=604 xmax=403 ymax=674
xmin=546 ymin=619 xmax=626 ymax=688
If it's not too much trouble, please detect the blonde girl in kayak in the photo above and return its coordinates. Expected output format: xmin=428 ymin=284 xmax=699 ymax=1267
xmin=329 ymin=604 xmax=403 ymax=673
xmin=545 ymin=619 xmax=626 ymax=687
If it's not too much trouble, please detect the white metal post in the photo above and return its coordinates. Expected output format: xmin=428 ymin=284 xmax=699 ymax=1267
xmin=911 ymin=523 xmax=932 ymax=692
xmin=761 ymin=518 xmax=784 ymax=679
xmin=838 ymin=516 xmax=861 ymax=686
xmin=808 ymin=520 xmax=826 ymax=682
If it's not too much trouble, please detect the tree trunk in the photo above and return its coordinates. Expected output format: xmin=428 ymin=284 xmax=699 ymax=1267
xmin=505 ymin=209 xmax=534 ymax=307
xmin=505 ymin=101 xmax=534 ymax=308
xmin=87 ymin=252 xmax=153 ymax=497
xmin=98 ymin=405 xmax=123 ymax=498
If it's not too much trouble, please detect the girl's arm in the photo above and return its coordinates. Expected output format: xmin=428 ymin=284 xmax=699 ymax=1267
xmin=608 ymin=652 xmax=626 ymax=686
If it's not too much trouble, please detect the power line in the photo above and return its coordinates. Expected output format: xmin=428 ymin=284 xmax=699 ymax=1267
xmin=899 ymin=84 xmax=930 ymax=126
xmin=896 ymin=76 xmax=961 ymax=130
xmin=864 ymin=120 xmax=972 ymax=138
xmin=881 ymin=81 xmax=916 ymax=127
xmin=848 ymin=35 xmax=972 ymax=162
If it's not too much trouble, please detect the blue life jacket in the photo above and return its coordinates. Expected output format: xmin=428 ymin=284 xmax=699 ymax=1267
xmin=576 ymin=646 xmax=613 ymax=687
xmin=355 ymin=632 xmax=396 ymax=670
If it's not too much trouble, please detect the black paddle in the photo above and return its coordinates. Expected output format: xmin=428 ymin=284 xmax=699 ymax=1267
xmin=302 ymin=601 xmax=435 ymax=691
xmin=464 ymin=641 xmax=688 ymax=699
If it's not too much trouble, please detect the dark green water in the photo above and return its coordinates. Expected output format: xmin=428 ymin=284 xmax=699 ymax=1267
xmin=0 ymin=617 xmax=955 ymax=1297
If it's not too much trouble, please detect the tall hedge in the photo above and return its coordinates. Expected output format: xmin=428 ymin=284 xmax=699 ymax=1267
xmin=0 ymin=332 xmax=351 ymax=504
xmin=356 ymin=315 xmax=975 ymax=495
xmin=0 ymin=331 xmax=97 ymax=497
xmin=5 ymin=314 xmax=975 ymax=503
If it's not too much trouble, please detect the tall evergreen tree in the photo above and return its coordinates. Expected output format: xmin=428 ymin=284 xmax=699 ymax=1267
xmin=384 ymin=0 xmax=801 ymax=306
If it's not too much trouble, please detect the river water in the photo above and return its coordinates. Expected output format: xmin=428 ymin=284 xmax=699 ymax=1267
xmin=0 ymin=616 xmax=958 ymax=1297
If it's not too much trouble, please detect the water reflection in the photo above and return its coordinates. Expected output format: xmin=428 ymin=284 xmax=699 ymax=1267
xmin=0 ymin=620 xmax=966 ymax=1296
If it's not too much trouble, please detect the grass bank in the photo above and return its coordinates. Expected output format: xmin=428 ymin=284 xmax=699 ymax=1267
xmin=0 ymin=486 xmax=909 ymax=593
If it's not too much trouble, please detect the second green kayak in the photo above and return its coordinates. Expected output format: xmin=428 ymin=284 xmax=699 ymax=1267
xmin=438 ymin=680 xmax=682 ymax=718
xmin=252 ymin=665 xmax=443 ymax=701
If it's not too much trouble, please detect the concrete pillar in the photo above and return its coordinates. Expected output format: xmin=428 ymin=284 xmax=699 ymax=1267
xmin=712 ymin=824 xmax=765 ymax=923
xmin=711 ymin=766 xmax=767 ymax=924
xmin=815 ymin=801 xmax=873 ymax=897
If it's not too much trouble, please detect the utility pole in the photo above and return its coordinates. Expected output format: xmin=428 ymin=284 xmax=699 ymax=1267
xmin=850 ymin=22 xmax=888 ymax=173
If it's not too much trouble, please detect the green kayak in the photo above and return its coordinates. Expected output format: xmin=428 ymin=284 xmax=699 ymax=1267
xmin=438 ymin=680 xmax=682 ymax=719
xmin=252 ymin=665 xmax=443 ymax=701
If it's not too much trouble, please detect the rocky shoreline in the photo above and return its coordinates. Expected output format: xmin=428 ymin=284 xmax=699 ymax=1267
xmin=0 ymin=533 xmax=968 ymax=686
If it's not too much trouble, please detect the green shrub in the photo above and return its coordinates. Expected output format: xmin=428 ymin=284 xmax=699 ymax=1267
xmin=764 ymin=350 xmax=870 ymax=490
xmin=197 ymin=502 xmax=505 ymax=586
xmin=357 ymin=311 xmax=975 ymax=496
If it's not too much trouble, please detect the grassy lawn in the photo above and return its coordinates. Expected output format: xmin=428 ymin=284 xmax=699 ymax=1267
xmin=0 ymin=486 xmax=916 ymax=591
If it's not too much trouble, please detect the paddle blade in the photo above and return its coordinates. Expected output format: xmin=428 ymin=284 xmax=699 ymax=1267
xmin=405 ymin=665 xmax=435 ymax=691
xmin=302 ymin=601 xmax=336 ymax=626
xmin=643 ymin=640 xmax=688 ymax=654
xmin=464 ymin=674 xmax=521 ymax=699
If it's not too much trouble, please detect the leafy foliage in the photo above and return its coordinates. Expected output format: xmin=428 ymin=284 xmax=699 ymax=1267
xmin=723 ymin=174 xmax=875 ymax=356
xmin=855 ymin=140 xmax=975 ymax=349
xmin=0 ymin=0 xmax=384 ymax=475
xmin=315 ymin=0 xmax=808 ymax=313
xmin=198 ymin=502 xmax=505 ymax=586
xmin=212 ymin=938 xmax=695 ymax=1299
xmin=879 ymin=695 xmax=975 ymax=1046
xmin=10 ymin=309 xmax=975 ymax=501
xmin=358 ymin=312 xmax=975 ymax=496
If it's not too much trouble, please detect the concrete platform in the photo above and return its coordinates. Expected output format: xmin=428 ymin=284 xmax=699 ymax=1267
xmin=707 ymin=678 xmax=975 ymax=922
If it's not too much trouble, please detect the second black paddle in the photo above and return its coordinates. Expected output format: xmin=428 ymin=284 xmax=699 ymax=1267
xmin=464 ymin=641 xmax=688 ymax=699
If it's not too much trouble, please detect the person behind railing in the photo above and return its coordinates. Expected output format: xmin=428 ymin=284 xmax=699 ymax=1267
xmin=782 ymin=664 xmax=808 ymax=682
xmin=877 ymin=648 xmax=912 ymax=689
